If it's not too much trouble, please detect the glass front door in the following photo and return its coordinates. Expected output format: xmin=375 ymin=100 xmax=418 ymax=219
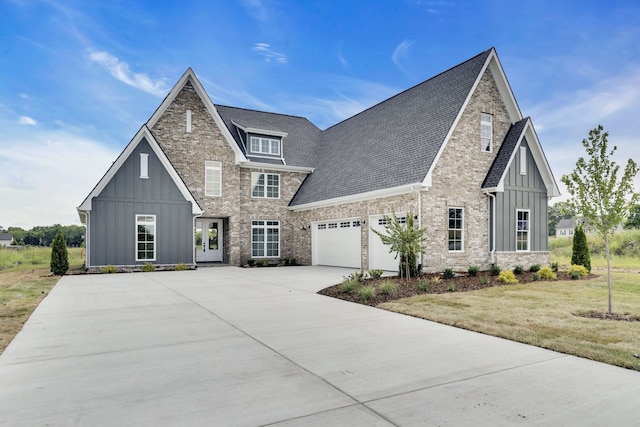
xmin=195 ymin=219 xmax=223 ymax=262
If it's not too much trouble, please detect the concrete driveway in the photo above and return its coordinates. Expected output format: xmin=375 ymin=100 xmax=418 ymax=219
xmin=0 ymin=266 xmax=638 ymax=426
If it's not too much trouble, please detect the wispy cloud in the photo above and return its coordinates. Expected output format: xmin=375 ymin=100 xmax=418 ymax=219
xmin=391 ymin=40 xmax=415 ymax=78
xmin=88 ymin=50 xmax=168 ymax=96
xmin=252 ymin=43 xmax=287 ymax=63
xmin=241 ymin=0 xmax=269 ymax=22
xmin=18 ymin=115 xmax=37 ymax=125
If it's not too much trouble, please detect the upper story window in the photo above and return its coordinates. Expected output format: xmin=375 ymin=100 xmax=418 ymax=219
xmin=205 ymin=161 xmax=222 ymax=197
xmin=250 ymin=136 xmax=280 ymax=156
xmin=481 ymin=113 xmax=492 ymax=152
xmin=251 ymin=172 xmax=280 ymax=198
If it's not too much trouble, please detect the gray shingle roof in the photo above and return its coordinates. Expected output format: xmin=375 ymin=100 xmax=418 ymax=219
xmin=556 ymin=218 xmax=577 ymax=230
xmin=291 ymin=48 xmax=493 ymax=206
xmin=0 ymin=233 xmax=13 ymax=241
xmin=215 ymin=105 xmax=322 ymax=168
xmin=482 ymin=117 xmax=529 ymax=189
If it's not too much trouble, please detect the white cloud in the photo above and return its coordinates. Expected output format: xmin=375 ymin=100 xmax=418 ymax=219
xmin=252 ymin=43 xmax=287 ymax=63
xmin=18 ymin=115 xmax=37 ymax=125
xmin=0 ymin=129 xmax=120 ymax=228
xmin=241 ymin=0 xmax=269 ymax=22
xmin=88 ymin=50 xmax=168 ymax=96
xmin=391 ymin=40 xmax=415 ymax=78
xmin=19 ymin=93 xmax=29 ymax=99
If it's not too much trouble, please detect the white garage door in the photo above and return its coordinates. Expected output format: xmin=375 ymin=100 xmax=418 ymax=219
xmin=313 ymin=219 xmax=361 ymax=268
xmin=369 ymin=214 xmax=407 ymax=272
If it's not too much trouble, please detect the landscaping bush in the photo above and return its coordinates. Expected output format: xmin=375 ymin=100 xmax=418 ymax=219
xmin=490 ymin=264 xmax=501 ymax=276
xmin=141 ymin=262 xmax=155 ymax=272
xmin=570 ymin=271 xmax=581 ymax=280
xmin=102 ymin=265 xmax=116 ymax=274
xmin=339 ymin=279 xmax=359 ymax=293
xmin=416 ymin=279 xmax=429 ymax=292
xmin=532 ymin=273 xmax=541 ymax=281
xmin=246 ymin=259 xmax=256 ymax=267
xmin=551 ymin=262 xmax=559 ymax=273
xmin=346 ymin=271 xmax=366 ymax=283
xmin=50 ymin=230 xmax=69 ymax=276
xmin=480 ymin=276 xmax=490 ymax=286
xmin=567 ymin=264 xmax=589 ymax=278
xmin=539 ymin=266 xmax=557 ymax=280
xmin=513 ymin=264 xmax=524 ymax=275
xmin=447 ymin=282 xmax=456 ymax=292
xmin=443 ymin=268 xmax=455 ymax=279
xmin=497 ymin=270 xmax=519 ymax=283
xmin=529 ymin=264 xmax=541 ymax=273
xmin=468 ymin=265 xmax=479 ymax=277
xmin=378 ymin=280 xmax=398 ymax=297
xmin=368 ymin=269 xmax=383 ymax=280
xmin=431 ymin=276 xmax=441 ymax=285
xmin=174 ymin=263 xmax=188 ymax=271
xmin=571 ymin=224 xmax=591 ymax=272
xmin=357 ymin=285 xmax=376 ymax=302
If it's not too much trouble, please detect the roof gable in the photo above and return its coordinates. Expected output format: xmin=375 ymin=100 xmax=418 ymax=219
xmin=77 ymin=126 xmax=203 ymax=216
xmin=147 ymin=68 xmax=247 ymax=164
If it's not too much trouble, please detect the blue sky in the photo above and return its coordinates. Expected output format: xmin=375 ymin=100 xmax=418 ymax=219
xmin=1 ymin=0 xmax=639 ymax=228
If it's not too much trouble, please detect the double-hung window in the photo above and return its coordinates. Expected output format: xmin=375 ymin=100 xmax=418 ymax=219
xmin=250 ymin=136 xmax=280 ymax=156
xmin=516 ymin=210 xmax=530 ymax=251
xmin=251 ymin=173 xmax=280 ymax=198
xmin=136 ymin=215 xmax=156 ymax=261
xmin=205 ymin=161 xmax=221 ymax=197
xmin=251 ymin=220 xmax=280 ymax=258
xmin=448 ymin=208 xmax=464 ymax=251
xmin=481 ymin=113 xmax=492 ymax=152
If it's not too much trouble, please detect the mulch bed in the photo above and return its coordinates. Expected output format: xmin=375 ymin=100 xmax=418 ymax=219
xmin=318 ymin=270 xmax=595 ymax=307
xmin=576 ymin=311 xmax=640 ymax=322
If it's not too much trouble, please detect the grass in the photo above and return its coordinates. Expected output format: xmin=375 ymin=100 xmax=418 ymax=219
xmin=0 ymin=247 xmax=84 ymax=354
xmin=380 ymin=267 xmax=640 ymax=370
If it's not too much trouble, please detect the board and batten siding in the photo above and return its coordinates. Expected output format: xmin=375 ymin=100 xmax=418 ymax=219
xmin=494 ymin=139 xmax=548 ymax=252
xmin=89 ymin=138 xmax=194 ymax=266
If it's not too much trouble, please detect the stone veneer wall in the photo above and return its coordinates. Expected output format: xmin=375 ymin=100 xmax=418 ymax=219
xmin=494 ymin=252 xmax=550 ymax=271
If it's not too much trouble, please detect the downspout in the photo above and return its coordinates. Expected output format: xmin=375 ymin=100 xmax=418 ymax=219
xmin=412 ymin=185 xmax=423 ymax=269
xmin=487 ymin=192 xmax=496 ymax=265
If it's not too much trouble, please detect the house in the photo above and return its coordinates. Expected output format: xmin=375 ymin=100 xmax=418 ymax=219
xmin=556 ymin=218 xmax=577 ymax=237
xmin=78 ymin=47 xmax=560 ymax=272
xmin=0 ymin=233 xmax=13 ymax=247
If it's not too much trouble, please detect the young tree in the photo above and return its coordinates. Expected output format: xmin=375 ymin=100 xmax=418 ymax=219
xmin=50 ymin=230 xmax=69 ymax=275
xmin=571 ymin=224 xmax=591 ymax=272
xmin=372 ymin=213 xmax=426 ymax=278
xmin=561 ymin=125 xmax=639 ymax=314
xmin=624 ymin=203 xmax=640 ymax=229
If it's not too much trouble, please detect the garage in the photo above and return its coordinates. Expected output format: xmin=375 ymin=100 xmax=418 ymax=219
xmin=368 ymin=213 xmax=406 ymax=272
xmin=312 ymin=218 xmax=361 ymax=268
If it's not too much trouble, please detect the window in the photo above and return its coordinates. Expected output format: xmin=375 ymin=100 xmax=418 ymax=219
xmin=251 ymin=173 xmax=280 ymax=198
xmin=140 ymin=153 xmax=149 ymax=179
xmin=250 ymin=136 xmax=280 ymax=156
xmin=448 ymin=208 xmax=464 ymax=251
xmin=205 ymin=161 xmax=221 ymax=197
xmin=186 ymin=109 xmax=192 ymax=133
xmin=481 ymin=113 xmax=492 ymax=152
xmin=136 ymin=215 xmax=156 ymax=261
xmin=251 ymin=220 xmax=279 ymax=258
xmin=520 ymin=147 xmax=527 ymax=175
xmin=516 ymin=210 xmax=530 ymax=251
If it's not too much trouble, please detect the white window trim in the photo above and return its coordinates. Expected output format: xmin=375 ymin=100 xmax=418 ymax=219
xmin=251 ymin=220 xmax=280 ymax=258
xmin=516 ymin=209 xmax=530 ymax=252
xmin=249 ymin=136 xmax=281 ymax=156
xmin=140 ymin=153 xmax=149 ymax=179
xmin=520 ymin=146 xmax=527 ymax=175
xmin=186 ymin=109 xmax=192 ymax=133
xmin=136 ymin=214 xmax=156 ymax=261
xmin=481 ymin=113 xmax=493 ymax=153
xmin=251 ymin=172 xmax=280 ymax=199
xmin=205 ymin=161 xmax=222 ymax=197
xmin=448 ymin=207 xmax=464 ymax=252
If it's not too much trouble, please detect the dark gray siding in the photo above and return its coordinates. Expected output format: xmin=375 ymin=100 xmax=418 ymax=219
xmin=89 ymin=138 xmax=194 ymax=266
xmin=494 ymin=139 xmax=548 ymax=251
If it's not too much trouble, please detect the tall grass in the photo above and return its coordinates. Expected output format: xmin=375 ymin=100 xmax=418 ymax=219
xmin=0 ymin=247 xmax=84 ymax=272
xmin=550 ymin=229 xmax=640 ymax=270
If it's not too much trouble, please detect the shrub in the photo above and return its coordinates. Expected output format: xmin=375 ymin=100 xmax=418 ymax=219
xmin=529 ymin=264 xmax=541 ymax=273
xmin=174 ymin=263 xmax=188 ymax=271
xmin=416 ymin=279 xmax=430 ymax=292
xmin=571 ymin=224 xmax=591 ymax=272
xmin=468 ymin=265 xmax=479 ymax=277
xmin=539 ymin=266 xmax=557 ymax=280
xmin=346 ymin=271 xmax=366 ymax=283
xmin=257 ymin=259 xmax=268 ymax=267
xmin=480 ymin=276 xmax=490 ymax=286
xmin=368 ymin=269 xmax=383 ymax=280
xmin=513 ymin=264 xmax=524 ymax=275
xmin=532 ymin=273 xmax=541 ymax=281
xmin=431 ymin=276 xmax=441 ymax=285
xmin=568 ymin=264 xmax=589 ymax=278
xmin=378 ymin=280 xmax=398 ymax=297
xmin=102 ymin=265 xmax=116 ymax=274
xmin=447 ymin=283 xmax=455 ymax=292
xmin=357 ymin=285 xmax=377 ymax=302
xmin=443 ymin=268 xmax=455 ymax=279
xmin=490 ymin=264 xmax=501 ymax=276
xmin=570 ymin=271 xmax=581 ymax=280
xmin=141 ymin=262 xmax=155 ymax=272
xmin=339 ymin=279 xmax=359 ymax=293
xmin=551 ymin=262 xmax=559 ymax=273
xmin=50 ymin=230 xmax=69 ymax=276
xmin=247 ymin=259 xmax=256 ymax=267
xmin=497 ymin=270 xmax=519 ymax=283
xmin=288 ymin=258 xmax=298 ymax=266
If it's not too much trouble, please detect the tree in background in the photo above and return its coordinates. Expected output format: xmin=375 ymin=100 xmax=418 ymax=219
xmin=372 ymin=213 xmax=426 ymax=279
xmin=561 ymin=125 xmax=639 ymax=315
xmin=624 ymin=203 xmax=640 ymax=229
xmin=50 ymin=230 xmax=69 ymax=275
xmin=571 ymin=224 xmax=591 ymax=272
xmin=548 ymin=201 xmax=576 ymax=236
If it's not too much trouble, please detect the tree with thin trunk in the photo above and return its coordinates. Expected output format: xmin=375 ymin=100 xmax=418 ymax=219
xmin=372 ymin=213 xmax=426 ymax=279
xmin=561 ymin=125 xmax=639 ymax=314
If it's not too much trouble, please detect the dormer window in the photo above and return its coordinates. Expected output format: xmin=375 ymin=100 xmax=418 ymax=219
xmin=250 ymin=136 xmax=280 ymax=156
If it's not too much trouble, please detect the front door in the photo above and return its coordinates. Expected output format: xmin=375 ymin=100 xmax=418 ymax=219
xmin=195 ymin=219 xmax=223 ymax=262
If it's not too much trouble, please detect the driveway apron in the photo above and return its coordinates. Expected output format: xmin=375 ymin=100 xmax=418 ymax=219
xmin=0 ymin=266 xmax=638 ymax=426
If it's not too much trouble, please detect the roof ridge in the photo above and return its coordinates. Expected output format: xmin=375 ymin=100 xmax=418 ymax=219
xmin=322 ymin=47 xmax=494 ymax=132
xmin=215 ymin=104 xmax=314 ymax=122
